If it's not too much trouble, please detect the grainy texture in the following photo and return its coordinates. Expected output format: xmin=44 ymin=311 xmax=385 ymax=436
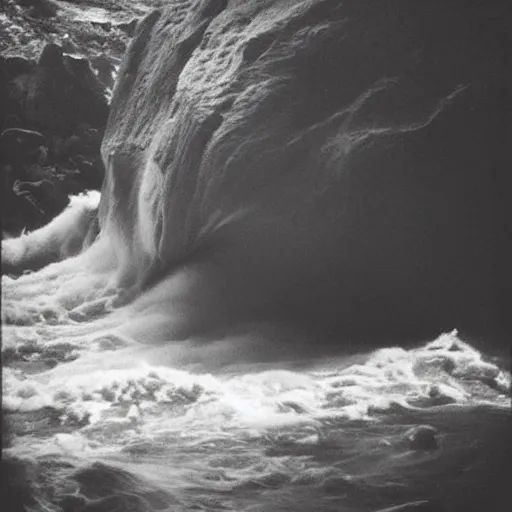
xmin=99 ymin=0 xmax=510 ymax=343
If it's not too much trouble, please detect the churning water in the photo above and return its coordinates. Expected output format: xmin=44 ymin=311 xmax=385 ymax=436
xmin=2 ymin=1 xmax=511 ymax=510
xmin=2 ymin=250 xmax=510 ymax=511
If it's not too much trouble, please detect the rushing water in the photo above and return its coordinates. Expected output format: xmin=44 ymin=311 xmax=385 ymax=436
xmin=2 ymin=258 xmax=511 ymax=511
xmin=2 ymin=1 xmax=511 ymax=510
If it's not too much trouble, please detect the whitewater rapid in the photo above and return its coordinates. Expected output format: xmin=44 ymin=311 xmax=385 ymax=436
xmin=2 ymin=266 xmax=510 ymax=511
xmin=2 ymin=0 xmax=510 ymax=509
xmin=4 ymin=329 xmax=510 ymax=448
xmin=1 ymin=187 xmax=510 ymax=511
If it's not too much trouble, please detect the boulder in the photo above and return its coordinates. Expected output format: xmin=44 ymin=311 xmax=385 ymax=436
xmin=116 ymin=19 xmax=138 ymax=38
xmin=90 ymin=55 xmax=118 ymax=90
xmin=0 ymin=43 xmax=108 ymax=136
xmin=404 ymin=425 xmax=440 ymax=451
xmin=25 ymin=43 xmax=108 ymax=135
xmin=0 ymin=43 xmax=108 ymax=234
xmin=98 ymin=0 xmax=510 ymax=343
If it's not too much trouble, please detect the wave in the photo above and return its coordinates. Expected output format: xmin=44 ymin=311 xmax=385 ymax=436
xmin=2 ymin=0 xmax=510 ymax=510
xmin=4 ymin=330 xmax=510 ymax=437
xmin=2 ymin=329 xmax=510 ymax=511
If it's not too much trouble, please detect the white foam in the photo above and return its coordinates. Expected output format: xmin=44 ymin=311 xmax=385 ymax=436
xmin=2 ymin=191 xmax=101 ymax=275
xmin=3 ymin=330 xmax=509 ymax=455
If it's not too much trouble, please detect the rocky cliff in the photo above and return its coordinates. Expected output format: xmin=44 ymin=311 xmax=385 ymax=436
xmin=3 ymin=0 xmax=510 ymax=345
xmin=97 ymin=0 xmax=510 ymax=343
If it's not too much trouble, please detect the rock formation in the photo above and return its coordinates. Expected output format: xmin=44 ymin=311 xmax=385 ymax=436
xmin=98 ymin=0 xmax=510 ymax=343
xmin=1 ymin=44 xmax=107 ymax=233
xmin=1 ymin=43 xmax=108 ymax=135
xmin=3 ymin=0 xmax=510 ymax=344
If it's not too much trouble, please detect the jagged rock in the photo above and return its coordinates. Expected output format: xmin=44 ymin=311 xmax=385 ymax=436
xmin=1 ymin=0 xmax=509 ymax=347
xmin=404 ymin=425 xmax=440 ymax=451
xmin=24 ymin=43 xmax=108 ymax=134
xmin=0 ymin=43 xmax=108 ymax=135
xmin=90 ymin=55 xmax=118 ymax=89
xmin=0 ymin=126 xmax=98 ymax=234
xmin=3 ymin=177 xmax=66 ymax=235
xmin=117 ymin=19 xmax=138 ymax=37
xmin=0 ymin=43 xmax=108 ymax=234
xmin=61 ymin=34 xmax=79 ymax=54
xmin=91 ymin=21 xmax=113 ymax=33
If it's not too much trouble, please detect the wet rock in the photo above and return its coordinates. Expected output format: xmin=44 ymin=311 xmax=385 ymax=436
xmin=73 ymin=463 xmax=151 ymax=501
xmin=26 ymin=44 xmax=108 ymax=134
xmin=97 ymin=0 xmax=510 ymax=345
xmin=117 ymin=19 xmax=138 ymax=37
xmin=404 ymin=425 xmax=439 ymax=451
xmin=0 ymin=128 xmax=47 ymax=170
xmin=0 ymin=43 xmax=107 ymax=235
xmin=89 ymin=55 xmax=118 ymax=89
xmin=1 ymin=43 xmax=107 ymax=136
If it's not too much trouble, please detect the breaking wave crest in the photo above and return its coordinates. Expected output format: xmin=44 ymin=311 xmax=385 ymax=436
xmin=2 ymin=1 xmax=511 ymax=511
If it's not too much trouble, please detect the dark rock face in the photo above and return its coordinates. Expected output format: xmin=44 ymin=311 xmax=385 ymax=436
xmin=0 ymin=128 xmax=46 ymax=170
xmin=99 ymin=0 xmax=510 ymax=345
xmin=0 ymin=128 xmax=54 ymax=233
xmin=1 ymin=43 xmax=107 ymax=234
xmin=2 ymin=43 xmax=108 ymax=136
xmin=117 ymin=18 xmax=139 ymax=38
xmin=404 ymin=425 xmax=440 ymax=451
